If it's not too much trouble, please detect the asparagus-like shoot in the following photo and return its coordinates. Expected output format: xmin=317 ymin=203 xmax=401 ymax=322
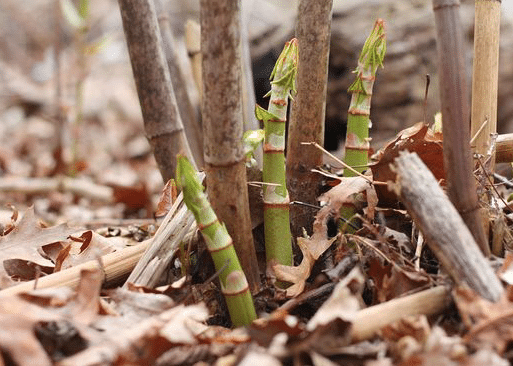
xmin=176 ymin=155 xmax=256 ymax=327
xmin=255 ymin=39 xmax=298 ymax=268
xmin=343 ymin=19 xmax=386 ymax=177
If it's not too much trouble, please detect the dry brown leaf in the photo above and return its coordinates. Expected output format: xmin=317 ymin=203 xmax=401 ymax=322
xmin=0 ymin=207 xmax=79 ymax=282
xmin=53 ymin=230 xmax=131 ymax=271
xmin=274 ymin=177 xmax=376 ymax=297
xmin=381 ymin=267 xmax=431 ymax=302
xmin=367 ymin=257 xmax=392 ymax=304
xmin=111 ymin=182 xmax=151 ymax=213
xmin=454 ymin=286 xmax=513 ymax=354
xmin=466 ymin=349 xmax=509 ymax=366
xmin=306 ymin=267 xmax=364 ymax=332
xmin=396 ymin=326 xmax=467 ymax=365
xmin=67 ymin=268 xmax=103 ymax=325
xmin=381 ymin=315 xmax=430 ymax=344
xmin=0 ymin=295 xmax=61 ymax=366
xmin=301 ymin=268 xmax=364 ymax=354
xmin=319 ymin=176 xmax=377 ymax=222
xmin=160 ymin=303 xmax=210 ymax=344
xmin=250 ymin=309 xmax=303 ymax=348
xmin=106 ymin=287 xmax=176 ymax=323
xmin=155 ymin=179 xmax=177 ymax=218
xmin=274 ymin=236 xmax=337 ymax=297
xmin=497 ymin=251 xmax=513 ymax=285
xmin=370 ymin=122 xmax=444 ymax=205
xmin=18 ymin=268 xmax=104 ymax=324
xmin=58 ymin=303 xmax=209 ymax=366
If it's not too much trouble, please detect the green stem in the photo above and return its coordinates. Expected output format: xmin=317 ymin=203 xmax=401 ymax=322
xmin=176 ymin=156 xmax=256 ymax=327
xmin=255 ymin=39 xmax=298 ymax=268
xmin=343 ymin=19 xmax=386 ymax=177
xmin=341 ymin=20 xmax=386 ymax=234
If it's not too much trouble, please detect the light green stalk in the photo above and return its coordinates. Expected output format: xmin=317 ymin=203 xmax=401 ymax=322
xmin=255 ymin=39 xmax=298 ymax=268
xmin=341 ymin=19 xmax=386 ymax=233
xmin=343 ymin=19 xmax=386 ymax=177
xmin=176 ymin=156 xmax=256 ymax=327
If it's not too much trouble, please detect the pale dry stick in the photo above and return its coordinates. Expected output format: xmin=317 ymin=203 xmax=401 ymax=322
xmin=470 ymin=117 xmax=488 ymax=146
xmin=301 ymin=141 xmax=372 ymax=182
xmin=124 ymin=190 xmax=195 ymax=288
xmin=393 ymin=151 xmax=503 ymax=301
xmin=0 ymin=176 xmax=113 ymax=202
xmin=351 ymin=285 xmax=451 ymax=342
xmin=302 ymin=141 xmax=388 ymax=186
xmin=414 ymin=231 xmax=424 ymax=271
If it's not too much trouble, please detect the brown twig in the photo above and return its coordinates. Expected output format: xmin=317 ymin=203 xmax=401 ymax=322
xmin=432 ymin=0 xmax=488 ymax=253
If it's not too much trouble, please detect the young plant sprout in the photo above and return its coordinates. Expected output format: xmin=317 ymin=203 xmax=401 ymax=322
xmin=255 ymin=39 xmax=298 ymax=268
xmin=343 ymin=19 xmax=386 ymax=177
xmin=176 ymin=155 xmax=256 ymax=327
xmin=341 ymin=19 xmax=386 ymax=232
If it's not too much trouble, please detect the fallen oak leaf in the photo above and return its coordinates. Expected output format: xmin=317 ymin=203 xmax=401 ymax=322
xmin=274 ymin=236 xmax=337 ymax=297
xmin=0 ymin=207 xmax=80 ymax=282
xmin=275 ymin=176 xmax=376 ymax=297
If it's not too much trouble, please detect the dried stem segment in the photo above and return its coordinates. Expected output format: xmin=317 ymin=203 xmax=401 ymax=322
xmin=124 ymin=191 xmax=195 ymax=288
xmin=351 ymin=286 xmax=451 ymax=342
xmin=118 ymin=0 xmax=195 ymax=181
xmin=256 ymin=39 xmax=298 ymax=267
xmin=201 ymin=0 xmax=259 ymax=291
xmin=392 ymin=151 xmax=503 ymax=302
xmin=432 ymin=0 xmax=489 ymax=255
xmin=177 ymin=156 xmax=256 ymax=327
xmin=471 ymin=0 xmax=501 ymax=168
xmin=155 ymin=0 xmax=204 ymax=168
xmin=287 ymin=0 xmax=333 ymax=237
xmin=496 ymin=133 xmax=513 ymax=163
xmin=343 ymin=19 xmax=386 ymax=177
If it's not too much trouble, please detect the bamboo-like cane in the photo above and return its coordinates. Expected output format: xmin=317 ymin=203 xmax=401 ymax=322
xmin=256 ymin=39 xmax=298 ymax=268
xmin=155 ymin=0 xmax=204 ymax=169
xmin=200 ymin=0 xmax=260 ymax=292
xmin=287 ymin=0 xmax=333 ymax=238
xmin=118 ymin=0 xmax=195 ymax=182
xmin=432 ymin=0 xmax=489 ymax=256
xmin=177 ymin=156 xmax=256 ymax=327
xmin=471 ymin=0 xmax=501 ymax=169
